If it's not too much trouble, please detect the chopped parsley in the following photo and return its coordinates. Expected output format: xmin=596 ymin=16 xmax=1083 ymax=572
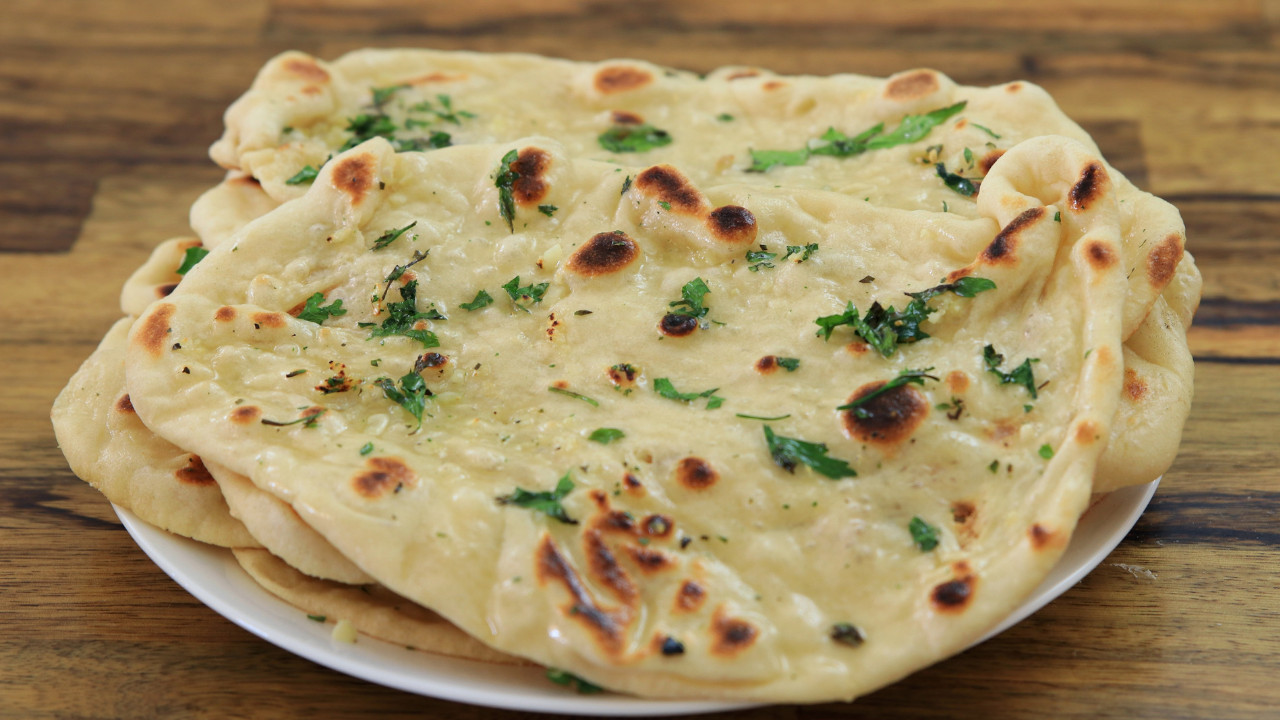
xmin=359 ymin=280 xmax=440 ymax=348
xmin=538 ymin=204 xmax=558 ymax=217
xmin=307 ymin=614 xmax=327 ymax=622
xmin=1039 ymin=444 xmax=1055 ymax=459
xmin=598 ymin=123 xmax=672 ymax=153
xmin=836 ymin=368 xmax=939 ymax=417
xmin=371 ymin=221 xmax=417 ymax=250
xmin=545 ymin=667 xmax=601 ymax=693
xmin=494 ymin=149 xmax=520 ymax=232
xmin=716 ymin=113 xmax=735 ymax=122
xmin=340 ymin=113 xmax=398 ymax=151
xmin=668 ymin=277 xmax=711 ymax=318
xmin=983 ymin=345 xmax=1041 ymax=398
xmin=653 ymin=377 xmax=724 ymax=409
xmin=746 ymin=246 xmax=777 ymax=271
xmin=971 ymin=122 xmax=1001 ymax=139
xmin=176 ymin=246 xmax=209 ymax=276
xmin=588 ymin=428 xmax=625 ymax=444
xmin=498 ymin=473 xmax=577 ymax=525
xmin=261 ymin=408 xmax=325 ymax=428
xmin=296 ymin=292 xmax=347 ymax=324
xmin=658 ymin=200 xmax=672 ymax=210
xmin=412 ymin=94 xmax=474 ymax=125
xmin=459 ymin=289 xmax=493 ymax=311
xmin=735 ymin=412 xmax=792 ymax=421
xmin=909 ymin=516 xmax=941 ymax=551
xmin=776 ymin=357 xmax=801 ymax=371
xmin=501 ymin=276 xmax=550 ymax=312
xmin=782 ymin=243 xmax=819 ymax=263
xmin=374 ymin=371 xmax=431 ymax=428
xmin=762 ymin=425 xmax=856 ymax=479
xmin=284 ymin=165 xmax=320 ymax=185
xmin=815 ymin=277 xmax=995 ymax=356
xmin=989 ymin=459 xmax=1000 ymax=473
xmin=749 ymin=101 xmax=967 ymax=172
xmin=370 ymin=84 xmax=408 ymax=109
xmin=548 ymin=386 xmax=599 ymax=407
xmin=936 ymin=162 xmax=978 ymax=197
xmin=359 ymin=442 xmax=374 ymax=456
xmin=620 ymin=175 xmax=633 ymax=195
xmin=747 ymin=148 xmax=811 ymax=173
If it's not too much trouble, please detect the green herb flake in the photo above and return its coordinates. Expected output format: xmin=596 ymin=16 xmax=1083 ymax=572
xmin=588 ymin=428 xmax=625 ymax=444
xmin=307 ymin=614 xmax=327 ymax=622
xmin=866 ymin=101 xmax=967 ymax=149
xmin=370 ymin=84 xmax=408 ymax=108
xmin=548 ymin=386 xmax=599 ymax=407
xmin=815 ymin=277 xmax=995 ymax=356
xmin=746 ymin=246 xmax=777 ymax=271
xmin=296 ymin=292 xmax=347 ymax=325
xmin=598 ymin=123 xmax=673 ymax=153
xmin=1039 ymin=444 xmax=1054 ymax=459
xmin=716 ymin=113 xmax=735 ymax=122
xmin=763 ymin=425 xmax=856 ymax=479
xmin=261 ymin=408 xmax=326 ymax=429
xmin=1054 ymin=211 xmax=1062 ymax=222
xmin=374 ymin=372 xmax=431 ymax=428
xmin=372 ymin=221 xmax=417 ymax=250
xmin=747 ymin=148 xmax=811 ymax=173
xmin=285 ymin=369 xmax=307 ymax=378
xmin=340 ymin=113 xmax=398 ymax=151
xmin=776 ymin=357 xmax=801 ymax=371
xmin=176 ymin=246 xmax=210 ymax=276
xmin=620 ymin=175 xmax=633 ymax=195
xmin=971 ymin=122 xmax=1002 ymax=139
xmin=983 ymin=345 xmax=1042 ymax=398
xmin=359 ymin=280 xmax=440 ymax=348
xmin=538 ymin=204 xmax=558 ymax=217
xmin=989 ymin=459 xmax=1000 ymax=473
xmin=502 ymin=276 xmax=550 ymax=312
xmin=494 ymin=149 xmax=520 ymax=232
xmin=359 ymin=442 xmax=374 ymax=456
xmin=285 ymin=165 xmax=320 ymax=186
xmin=909 ymin=516 xmax=941 ymax=551
xmin=735 ymin=413 xmax=792 ymax=421
xmin=936 ymin=162 xmax=978 ymax=197
xmin=963 ymin=147 xmax=975 ymax=166
xmin=658 ymin=200 xmax=672 ymax=210
xmin=545 ymin=667 xmax=602 ymax=694
xmin=782 ymin=243 xmax=819 ymax=263
xmin=653 ymin=377 xmax=724 ymax=409
xmin=837 ymin=368 xmax=939 ymax=417
xmin=498 ymin=473 xmax=578 ymax=525
xmin=459 ymin=289 xmax=493 ymax=311
xmin=668 ymin=277 xmax=711 ymax=318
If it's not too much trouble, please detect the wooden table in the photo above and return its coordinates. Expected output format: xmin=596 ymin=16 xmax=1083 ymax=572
xmin=4 ymin=1 xmax=1277 ymax=718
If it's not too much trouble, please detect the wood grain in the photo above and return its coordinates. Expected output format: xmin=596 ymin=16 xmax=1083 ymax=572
xmin=3 ymin=1 xmax=1278 ymax=718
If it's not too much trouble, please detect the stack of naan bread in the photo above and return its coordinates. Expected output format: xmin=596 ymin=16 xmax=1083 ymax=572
xmin=52 ymin=49 xmax=1199 ymax=702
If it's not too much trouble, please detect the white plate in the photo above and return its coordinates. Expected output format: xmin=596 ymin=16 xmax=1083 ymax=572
xmin=114 ymin=477 xmax=1157 ymax=716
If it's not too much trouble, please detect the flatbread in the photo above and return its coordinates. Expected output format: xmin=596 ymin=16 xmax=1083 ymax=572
xmin=233 ymin=547 xmax=527 ymax=665
xmin=51 ymin=318 xmax=259 ymax=548
xmin=211 ymin=48 xmax=1183 ymax=340
xmin=124 ymin=134 xmax=1128 ymax=701
xmin=210 ymin=461 xmax=374 ymax=584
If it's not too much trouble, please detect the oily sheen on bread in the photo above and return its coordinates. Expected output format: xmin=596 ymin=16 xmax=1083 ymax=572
xmin=123 ymin=135 xmax=1127 ymax=701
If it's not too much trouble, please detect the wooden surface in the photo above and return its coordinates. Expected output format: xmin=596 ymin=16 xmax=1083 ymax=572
xmin=3 ymin=1 xmax=1278 ymax=718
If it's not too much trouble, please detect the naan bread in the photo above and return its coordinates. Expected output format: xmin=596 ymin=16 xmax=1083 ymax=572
xmin=124 ymin=135 xmax=1128 ymax=701
xmin=51 ymin=318 xmax=259 ymax=548
xmin=233 ymin=548 xmax=526 ymax=665
xmin=211 ymin=49 xmax=1183 ymax=339
xmin=209 ymin=461 xmax=374 ymax=584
